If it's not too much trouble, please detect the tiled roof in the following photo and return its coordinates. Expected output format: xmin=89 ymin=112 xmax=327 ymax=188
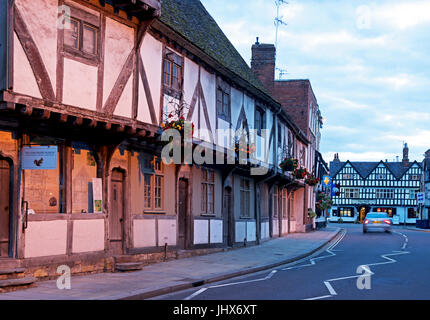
xmin=159 ymin=0 xmax=271 ymax=97
xmin=329 ymin=160 xmax=422 ymax=180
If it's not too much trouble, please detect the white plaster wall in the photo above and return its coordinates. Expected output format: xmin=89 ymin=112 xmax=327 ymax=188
xmin=244 ymin=94 xmax=254 ymax=130
xmin=13 ymin=33 xmax=42 ymax=99
xmin=261 ymin=221 xmax=269 ymax=239
xmin=273 ymin=219 xmax=279 ymax=237
xmin=133 ymin=219 xmax=156 ymax=248
xmin=63 ymin=58 xmax=98 ymax=110
xmin=193 ymin=220 xmax=209 ymax=244
xmin=235 ymin=221 xmax=246 ymax=243
xmin=158 ymin=219 xmax=176 ymax=246
xmin=200 ymin=68 xmax=216 ymax=142
xmin=282 ymin=219 xmax=288 ymax=234
xmin=183 ymin=57 xmax=199 ymax=119
xmin=290 ymin=222 xmax=296 ymax=233
xmin=138 ymin=34 xmax=162 ymax=124
xmin=72 ymin=219 xmax=104 ymax=253
xmin=230 ymin=87 xmax=243 ymax=129
xmin=246 ymin=221 xmax=256 ymax=242
xmin=217 ymin=119 xmax=231 ymax=148
xmin=24 ymin=220 xmax=67 ymax=258
xmin=103 ymin=18 xmax=134 ymax=106
xmin=15 ymin=0 xmax=57 ymax=92
xmin=114 ymin=75 xmax=133 ymax=118
xmin=210 ymin=219 xmax=223 ymax=244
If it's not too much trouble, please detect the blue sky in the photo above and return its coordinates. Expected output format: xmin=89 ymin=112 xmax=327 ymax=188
xmin=200 ymin=0 xmax=430 ymax=163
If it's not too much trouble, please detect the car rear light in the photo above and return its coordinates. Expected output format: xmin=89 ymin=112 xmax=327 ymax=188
xmin=384 ymin=220 xmax=391 ymax=224
xmin=364 ymin=219 xmax=369 ymax=224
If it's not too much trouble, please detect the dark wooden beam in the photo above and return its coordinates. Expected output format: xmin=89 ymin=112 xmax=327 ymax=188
xmin=14 ymin=6 xmax=55 ymax=101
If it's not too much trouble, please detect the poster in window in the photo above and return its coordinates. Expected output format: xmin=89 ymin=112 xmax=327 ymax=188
xmin=92 ymin=178 xmax=103 ymax=213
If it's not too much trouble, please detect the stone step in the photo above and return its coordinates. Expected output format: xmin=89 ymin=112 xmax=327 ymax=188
xmin=0 ymin=268 xmax=26 ymax=280
xmin=114 ymin=262 xmax=143 ymax=272
xmin=0 ymin=277 xmax=37 ymax=293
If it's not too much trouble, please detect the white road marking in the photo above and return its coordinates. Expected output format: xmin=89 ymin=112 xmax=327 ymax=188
xmin=304 ymin=230 xmax=410 ymax=300
xmin=182 ymin=229 xmax=346 ymax=300
xmin=324 ymin=281 xmax=337 ymax=296
xmin=182 ymin=270 xmax=277 ymax=300
xmin=304 ymin=294 xmax=332 ymax=300
xmin=183 ymin=288 xmax=208 ymax=300
xmin=282 ymin=229 xmax=347 ymax=271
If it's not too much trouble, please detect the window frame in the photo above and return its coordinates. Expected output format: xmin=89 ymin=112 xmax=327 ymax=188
xmin=142 ymin=156 xmax=165 ymax=213
xmin=254 ymin=106 xmax=266 ymax=136
xmin=201 ymin=168 xmax=215 ymax=216
xmin=62 ymin=6 xmax=100 ymax=65
xmin=162 ymin=49 xmax=183 ymax=99
xmin=216 ymin=80 xmax=231 ymax=123
xmin=240 ymin=177 xmax=251 ymax=218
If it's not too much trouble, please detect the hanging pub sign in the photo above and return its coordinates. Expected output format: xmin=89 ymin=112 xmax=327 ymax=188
xmin=22 ymin=146 xmax=58 ymax=170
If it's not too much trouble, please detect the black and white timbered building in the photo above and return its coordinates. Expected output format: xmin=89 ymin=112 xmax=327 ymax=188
xmin=329 ymin=144 xmax=422 ymax=224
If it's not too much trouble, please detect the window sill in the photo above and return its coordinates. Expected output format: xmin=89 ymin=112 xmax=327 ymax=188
xmin=163 ymin=86 xmax=182 ymax=100
xmin=63 ymin=47 xmax=100 ymax=67
xmin=143 ymin=211 xmax=166 ymax=215
xmin=200 ymin=213 xmax=216 ymax=217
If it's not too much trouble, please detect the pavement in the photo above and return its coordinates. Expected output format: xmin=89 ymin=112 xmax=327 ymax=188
xmin=403 ymin=226 xmax=430 ymax=232
xmin=0 ymin=226 xmax=341 ymax=300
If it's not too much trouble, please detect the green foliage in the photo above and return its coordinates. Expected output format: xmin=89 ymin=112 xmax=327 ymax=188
xmin=308 ymin=208 xmax=317 ymax=219
xmin=316 ymin=192 xmax=333 ymax=210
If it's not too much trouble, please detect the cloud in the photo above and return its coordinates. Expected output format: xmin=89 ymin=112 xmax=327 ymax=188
xmin=371 ymin=1 xmax=430 ymax=30
xmin=200 ymin=0 xmax=430 ymax=163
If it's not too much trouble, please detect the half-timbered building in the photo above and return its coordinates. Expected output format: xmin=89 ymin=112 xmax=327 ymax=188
xmin=0 ymin=0 xmax=323 ymax=285
xmin=329 ymin=144 xmax=422 ymax=224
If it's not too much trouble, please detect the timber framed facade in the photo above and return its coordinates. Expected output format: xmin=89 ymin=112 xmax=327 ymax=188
xmin=0 ymin=0 xmax=324 ymax=278
xmin=329 ymin=144 xmax=422 ymax=225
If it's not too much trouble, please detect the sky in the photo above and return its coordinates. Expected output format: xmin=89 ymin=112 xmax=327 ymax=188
xmin=200 ymin=0 xmax=430 ymax=164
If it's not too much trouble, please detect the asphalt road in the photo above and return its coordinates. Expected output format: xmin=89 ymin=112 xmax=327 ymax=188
xmin=153 ymin=224 xmax=430 ymax=300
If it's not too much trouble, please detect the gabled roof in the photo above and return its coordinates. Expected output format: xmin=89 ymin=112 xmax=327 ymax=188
xmin=330 ymin=160 xmax=422 ymax=180
xmin=159 ymin=0 xmax=271 ymax=97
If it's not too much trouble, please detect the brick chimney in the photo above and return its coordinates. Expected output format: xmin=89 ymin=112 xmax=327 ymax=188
xmin=402 ymin=143 xmax=409 ymax=167
xmin=333 ymin=153 xmax=340 ymax=163
xmin=251 ymin=37 xmax=276 ymax=93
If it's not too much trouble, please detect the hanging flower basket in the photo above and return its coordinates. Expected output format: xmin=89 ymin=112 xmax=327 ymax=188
xmin=234 ymin=142 xmax=256 ymax=155
xmin=305 ymin=174 xmax=320 ymax=186
xmin=316 ymin=192 xmax=333 ymax=210
xmin=280 ymin=157 xmax=298 ymax=172
xmin=293 ymin=167 xmax=308 ymax=179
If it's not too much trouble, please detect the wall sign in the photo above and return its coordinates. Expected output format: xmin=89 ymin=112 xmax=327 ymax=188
xmin=22 ymin=146 xmax=57 ymax=170
xmin=92 ymin=178 xmax=103 ymax=213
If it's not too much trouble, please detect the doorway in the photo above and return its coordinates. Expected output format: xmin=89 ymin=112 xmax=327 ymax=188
xmin=178 ymin=178 xmax=189 ymax=249
xmin=224 ymin=187 xmax=233 ymax=247
xmin=110 ymin=169 xmax=124 ymax=255
xmin=0 ymin=159 xmax=11 ymax=257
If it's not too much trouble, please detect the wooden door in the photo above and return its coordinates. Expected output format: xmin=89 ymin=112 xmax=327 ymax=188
xmin=224 ymin=187 xmax=233 ymax=247
xmin=178 ymin=179 xmax=188 ymax=249
xmin=110 ymin=170 xmax=124 ymax=254
xmin=0 ymin=159 xmax=10 ymax=257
